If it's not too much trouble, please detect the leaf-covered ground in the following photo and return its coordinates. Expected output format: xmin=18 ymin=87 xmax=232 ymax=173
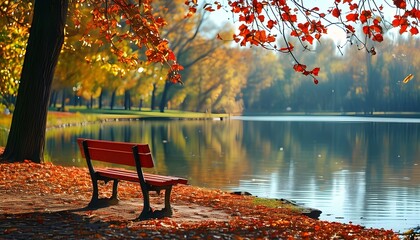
xmin=0 ymin=156 xmax=401 ymax=239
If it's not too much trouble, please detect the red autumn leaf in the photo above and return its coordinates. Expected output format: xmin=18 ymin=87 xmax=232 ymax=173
xmin=298 ymin=22 xmax=309 ymax=34
xmin=302 ymin=35 xmax=314 ymax=44
xmin=204 ymin=6 xmax=215 ymax=12
xmin=332 ymin=8 xmax=340 ymax=18
xmin=155 ymin=17 xmax=166 ymax=26
xmin=370 ymin=24 xmax=382 ymax=33
xmin=293 ymin=64 xmax=306 ymax=72
xmin=349 ymin=3 xmax=358 ymax=10
xmin=266 ymin=35 xmax=276 ymax=43
xmin=279 ymin=42 xmax=294 ymax=53
xmin=360 ymin=10 xmax=371 ymax=23
xmin=312 ymin=67 xmax=320 ymax=76
xmin=346 ymin=25 xmax=356 ymax=33
xmin=346 ymin=13 xmax=359 ymax=22
xmin=393 ymin=0 xmax=407 ymax=9
xmin=281 ymin=13 xmax=297 ymax=22
xmin=255 ymin=2 xmax=263 ymax=14
xmin=399 ymin=24 xmax=408 ymax=34
xmin=290 ymin=30 xmax=300 ymax=37
xmin=267 ymin=20 xmax=276 ymax=29
xmin=372 ymin=33 xmax=383 ymax=42
xmin=362 ymin=25 xmax=370 ymax=35
xmin=410 ymin=27 xmax=419 ymax=35
xmin=167 ymin=51 xmax=176 ymax=61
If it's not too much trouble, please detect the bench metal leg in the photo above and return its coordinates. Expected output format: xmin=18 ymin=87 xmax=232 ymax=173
xmin=163 ymin=186 xmax=173 ymax=216
xmin=110 ymin=179 xmax=119 ymax=203
xmin=88 ymin=179 xmax=99 ymax=208
xmin=139 ymin=188 xmax=153 ymax=220
xmin=88 ymin=178 xmax=119 ymax=208
xmin=138 ymin=186 xmax=173 ymax=220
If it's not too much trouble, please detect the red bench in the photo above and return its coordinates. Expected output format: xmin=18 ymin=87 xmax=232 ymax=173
xmin=77 ymin=138 xmax=188 ymax=220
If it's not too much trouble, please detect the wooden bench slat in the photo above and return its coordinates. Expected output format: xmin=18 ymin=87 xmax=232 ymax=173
xmin=144 ymin=173 xmax=188 ymax=185
xmin=97 ymin=169 xmax=139 ymax=182
xmin=88 ymin=148 xmax=136 ymax=166
xmin=97 ymin=168 xmax=187 ymax=186
xmin=77 ymin=138 xmax=154 ymax=168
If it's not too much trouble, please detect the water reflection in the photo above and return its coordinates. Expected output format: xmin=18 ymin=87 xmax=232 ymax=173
xmin=3 ymin=117 xmax=419 ymax=232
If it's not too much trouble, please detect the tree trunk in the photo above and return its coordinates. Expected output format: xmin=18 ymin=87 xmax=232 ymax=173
xmin=49 ymin=90 xmax=56 ymax=108
xmin=1 ymin=0 xmax=68 ymax=163
xmin=124 ymin=90 xmax=131 ymax=110
xmin=151 ymin=83 xmax=157 ymax=110
xmin=110 ymin=89 xmax=116 ymax=110
xmin=138 ymin=99 xmax=143 ymax=111
xmin=159 ymin=81 xmax=172 ymax=113
xmin=98 ymin=89 xmax=103 ymax=109
xmin=90 ymin=95 xmax=94 ymax=109
xmin=60 ymin=89 xmax=66 ymax=112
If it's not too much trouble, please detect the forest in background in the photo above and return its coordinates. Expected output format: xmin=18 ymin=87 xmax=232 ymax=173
xmin=1 ymin=0 xmax=419 ymax=115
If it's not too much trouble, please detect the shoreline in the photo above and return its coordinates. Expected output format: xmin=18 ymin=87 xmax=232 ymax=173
xmin=0 ymin=159 xmax=403 ymax=239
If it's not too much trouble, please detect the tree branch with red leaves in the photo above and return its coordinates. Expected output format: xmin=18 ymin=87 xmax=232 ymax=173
xmin=185 ymin=0 xmax=420 ymax=84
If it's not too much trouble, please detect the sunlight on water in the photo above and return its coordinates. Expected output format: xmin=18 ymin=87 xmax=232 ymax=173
xmin=232 ymin=115 xmax=420 ymax=123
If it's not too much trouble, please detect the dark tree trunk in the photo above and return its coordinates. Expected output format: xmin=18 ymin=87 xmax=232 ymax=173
xmin=73 ymin=91 xmax=78 ymax=106
xmin=98 ymin=89 xmax=103 ymax=109
xmin=124 ymin=90 xmax=131 ymax=110
xmin=49 ymin=90 xmax=56 ymax=108
xmin=110 ymin=89 xmax=116 ymax=110
xmin=89 ymin=95 xmax=93 ymax=109
xmin=159 ymin=81 xmax=172 ymax=113
xmin=138 ymin=99 xmax=143 ymax=111
xmin=151 ymin=83 xmax=157 ymax=110
xmin=60 ymin=89 xmax=66 ymax=112
xmin=1 ymin=0 xmax=68 ymax=163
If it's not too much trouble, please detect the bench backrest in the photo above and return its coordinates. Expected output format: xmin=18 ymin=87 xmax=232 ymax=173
xmin=77 ymin=138 xmax=154 ymax=168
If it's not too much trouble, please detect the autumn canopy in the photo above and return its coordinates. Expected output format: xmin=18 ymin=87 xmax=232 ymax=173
xmin=1 ymin=0 xmax=420 ymax=163
xmin=1 ymin=0 xmax=419 ymax=88
xmin=77 ymin=0 xmax=420 ymax=84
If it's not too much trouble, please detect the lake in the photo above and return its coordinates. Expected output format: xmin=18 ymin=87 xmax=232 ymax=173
xmin=1 ymin=116 xmax=419 ymax=232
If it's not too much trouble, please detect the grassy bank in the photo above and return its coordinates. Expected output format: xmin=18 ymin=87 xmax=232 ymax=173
xmin=0 ymin=107 xmax=229 ymax=130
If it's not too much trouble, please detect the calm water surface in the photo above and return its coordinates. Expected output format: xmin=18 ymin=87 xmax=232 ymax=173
xmin=1 ymin=116 xmax=419 ymax=232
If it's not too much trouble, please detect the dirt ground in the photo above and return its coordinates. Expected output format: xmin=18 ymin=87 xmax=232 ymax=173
xmin=0 ymin=190 xmax=231 ymax=223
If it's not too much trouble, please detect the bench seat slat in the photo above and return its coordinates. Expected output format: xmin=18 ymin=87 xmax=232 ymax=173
xmin=96 ymin=168 xmax=187 ymax=186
